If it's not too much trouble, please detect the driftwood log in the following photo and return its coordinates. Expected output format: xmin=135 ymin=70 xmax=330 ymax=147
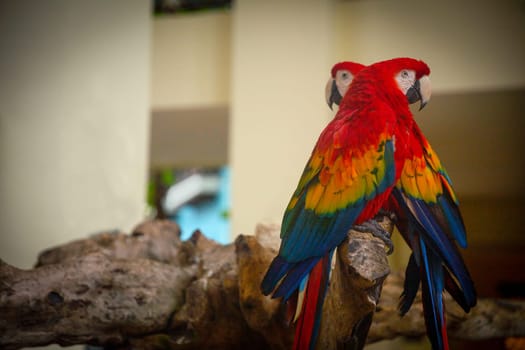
xmin=0 ymin=218 xmax=524 ymax=349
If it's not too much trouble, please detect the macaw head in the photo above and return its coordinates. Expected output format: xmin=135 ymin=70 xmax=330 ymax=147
xmin=325 ymin=61 xmax=365 ymax=110
xmin=372 ymin=57 xmax=432 ymax=111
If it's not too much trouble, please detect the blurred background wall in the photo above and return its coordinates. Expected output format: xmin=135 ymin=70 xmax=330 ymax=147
xmin=0 ymin=0 xmax=150 ymax=271
xmin=1 ymin=0 xmax=524 ymax=349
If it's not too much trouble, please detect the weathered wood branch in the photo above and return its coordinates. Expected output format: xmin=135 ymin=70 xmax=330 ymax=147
xmin=0 ymin=219 xmax=524 ymax=349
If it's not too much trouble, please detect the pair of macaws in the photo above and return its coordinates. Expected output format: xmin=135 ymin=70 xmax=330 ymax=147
xmin=261 ymin=58 xmax=476 ymax=350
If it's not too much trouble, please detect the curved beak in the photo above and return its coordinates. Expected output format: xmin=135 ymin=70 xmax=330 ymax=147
xmin=325 ymin=77 xmax=342 ymax=110
xmin=406 ymin=75 xmax=431 ymax=111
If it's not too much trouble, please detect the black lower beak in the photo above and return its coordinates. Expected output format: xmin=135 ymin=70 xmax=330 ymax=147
xmin=328 ymin=80 xmax=343 ymax=110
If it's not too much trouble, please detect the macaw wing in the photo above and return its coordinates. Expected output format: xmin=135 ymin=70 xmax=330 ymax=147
xmin=395 ymin=127 xmax=476 ymax=307
xmin=417 ymin=125 xmax=467 ymax=246
xmin=279 ymin=117 xmax=396 ymax=263
xmin=260 ymin=109 xmax=398 ymax=299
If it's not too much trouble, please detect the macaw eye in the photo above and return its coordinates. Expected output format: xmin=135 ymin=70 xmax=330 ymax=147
xmin=401 ymin=70 xmax=409 ymax=78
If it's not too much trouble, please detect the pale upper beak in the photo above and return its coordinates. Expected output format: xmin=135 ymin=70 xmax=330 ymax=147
xmin=406 ymin=75 xmax=431 ymax=110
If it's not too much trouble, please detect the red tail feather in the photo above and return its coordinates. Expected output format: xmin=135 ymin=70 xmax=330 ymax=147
xmin=441 ymin=310 xmax=450 ymax=350
xmin=292 ymin=256 xmax=329 ymax=350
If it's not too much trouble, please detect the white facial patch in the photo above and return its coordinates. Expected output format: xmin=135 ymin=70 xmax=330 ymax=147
xmin=394 ymin=69 xmax=416 ymax=95
xmin=335 ymin=69 xmax=354 ymax=98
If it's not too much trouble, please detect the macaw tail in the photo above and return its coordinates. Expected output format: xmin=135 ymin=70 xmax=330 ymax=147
xmin=419 ymin=238 xmax=449 ymax=350
xmin=390 ymin=191 xmax=476 ymax=350
xmin=292 ymin=251 xmax=333 ymax=350
xmin=260 ymin=250 xmax=334 ymax=350
xmin=400 ymin=241 xmax=449 ymax=350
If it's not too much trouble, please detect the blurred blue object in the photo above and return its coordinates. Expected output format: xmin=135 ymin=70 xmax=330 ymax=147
xmin=172 ymin=166 xmax=230 ymax=244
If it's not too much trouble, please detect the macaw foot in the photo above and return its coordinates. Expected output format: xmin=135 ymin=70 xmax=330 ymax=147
xmin=353 ymin=219 xmax=394 ymax=255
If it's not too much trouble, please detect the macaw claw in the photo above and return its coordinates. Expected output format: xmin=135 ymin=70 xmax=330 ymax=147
xmin=353 ymin=219 xmax=394 ymax=255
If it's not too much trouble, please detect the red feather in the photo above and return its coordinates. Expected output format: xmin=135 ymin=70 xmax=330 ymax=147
xmin=292 ymin=255 xmax=330 ymax=350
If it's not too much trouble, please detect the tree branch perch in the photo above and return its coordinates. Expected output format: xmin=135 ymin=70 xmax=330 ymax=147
xmin=0 ymin=219 xmax=523 ymax=349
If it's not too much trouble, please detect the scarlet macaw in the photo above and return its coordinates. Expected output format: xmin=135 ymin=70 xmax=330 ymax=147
xmin=261 ymin=58 xmax=442 ymax=350
xmin=326 ymin=61 xmax=477 ymax=350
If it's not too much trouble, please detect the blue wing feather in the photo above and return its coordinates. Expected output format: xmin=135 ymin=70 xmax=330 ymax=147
xmin=393 ymin=188 xmax=476 ymax=308
xmin=279 ymin=139 xmax=394 ymax=263
xmin=438 ymin=190 xmax=467 ymax=248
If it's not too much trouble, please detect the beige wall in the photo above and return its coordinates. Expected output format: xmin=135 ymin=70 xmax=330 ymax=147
xmin=0 ymin=1 xmax=150 ymax=271
xmin=229 ymin=0 xmax=336 ymax=236
xmin=151 ymin=11 xmax=231 ymax=110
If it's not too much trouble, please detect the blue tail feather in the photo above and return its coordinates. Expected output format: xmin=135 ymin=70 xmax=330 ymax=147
xmin=412 ymin=197 xmax=476 ymax=307
xmin=419 ymin=237 xmax=447 ymax=350
xmin=443 ymin=267 xmax=471 ymax=313
xmin=400 ymin=253 xmax=420 ymax=315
